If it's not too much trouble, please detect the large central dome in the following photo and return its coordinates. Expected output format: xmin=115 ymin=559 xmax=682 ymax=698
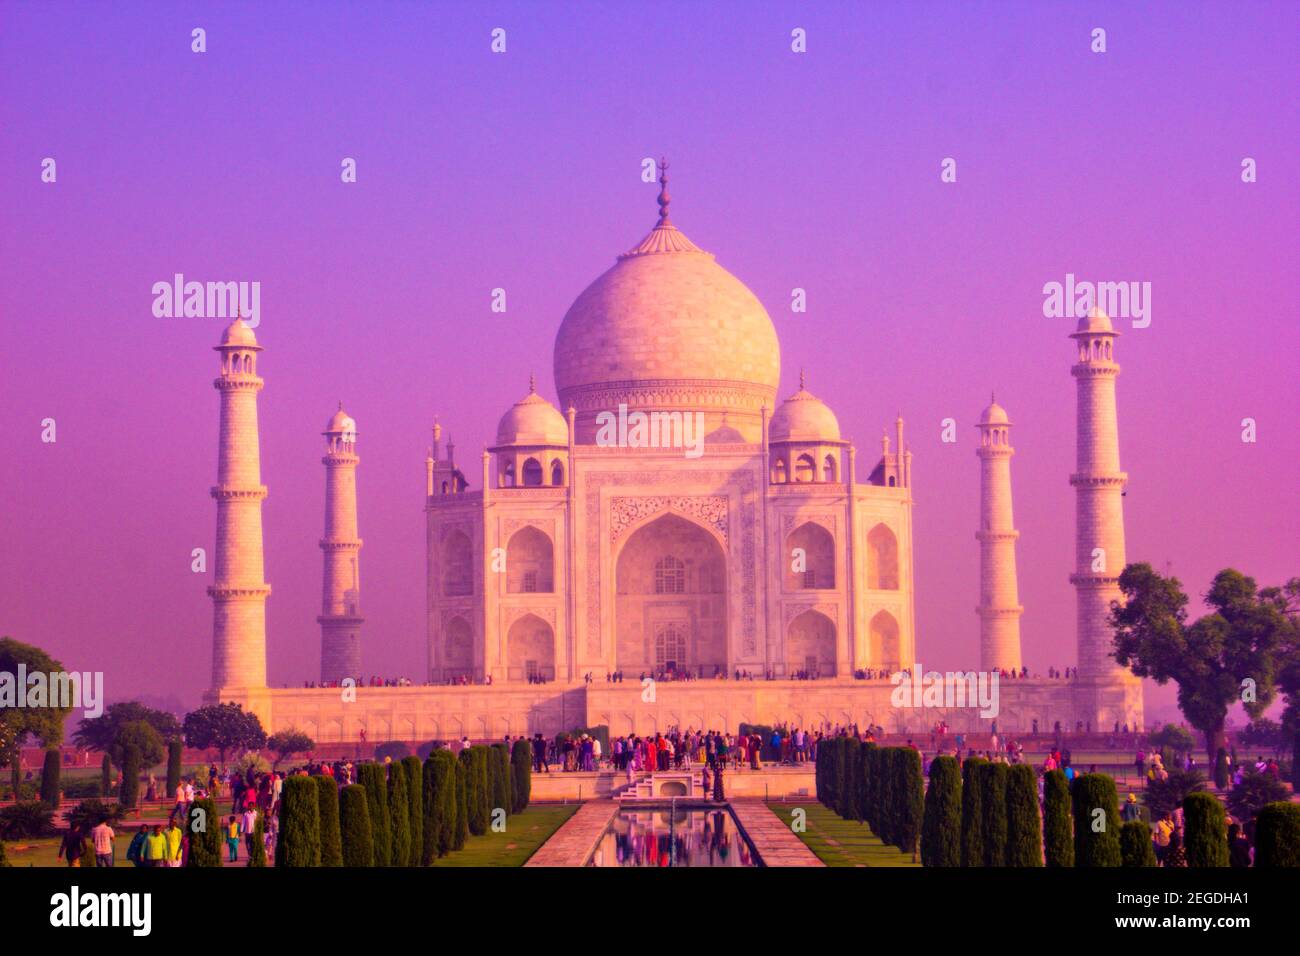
xmin=553 ymin=173 xmax=780 ymax=444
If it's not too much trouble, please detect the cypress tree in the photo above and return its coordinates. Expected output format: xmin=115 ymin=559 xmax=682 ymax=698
xmin=510 ymin=739 xmax=532 ymax=813
xmin=866 ymin=745 xmax=883 ymax=832
xmin=856 ymin=742 xmax=873 ymax=823
xmin=39 ymin=750 xmax=61 ymax=807
xmin=119 ymin=745 xmax=141 ymax=810
xmin=1253 ymin=802 xmax=1300 ymax=867
xmin=422 ymin=750 xmax=457 ymax=862
xmin=388 ymin=760 xmax=412 ymax=867
xmin=358 ymin=763 xmax=392 ymax=865
xmin=247 ymin=810 xmax=267 ymax=867
xmin=1005 ymin=764 xmax=1043 ymax=866
xmin=842 ymin=738 xmax=862 ymax=821
xmin=895 ymin=747 xmax=924 ymax=858
xmin=460 ymin=747 xmax=490 ymax=836
xmin=275 ymin=776 xmax=321 ymax=867
xmin=402 ymin=756 xmax=423 ymax=866
xmin=1119 ymin=820 xmax=1157 ymax=867
xmin=815 ymin=741 xmax=829 ymax=806
xmin=489 ymin=744 xmax=511 ymax=821
xmin=921 ymin=755 xmax=961 ymax=866
xmin=879 ymin=748 xmax=899 ymax=844
xmin=959 ymin=757 xmax=987 ymax=867
xmin=313 ymin=774 xmax=343 ymax=867
xmin=1071 ymin=773 xmax=1122 ymax=867
xmin=1182 ymin=792 xmax=1228 ymax=867
xmin=166 ymin=738 xmax=183 ymax=798
xmin=338 ymin=784 xmax=374 ymax=867
xmin=1213 ymin=748 xmax=1230 ymax=789
xmin=100 ymin=753 xmax=112 ymax=797
xmin=981 ymin=762 xmax=1009 ymax=867
xmin=187 ymin=797 xmax=223 ymax=867
xmin=453 ymin=756 xmax=469 ymax=849
xmin=1043 ymin=769 xmax=1073 ymax=867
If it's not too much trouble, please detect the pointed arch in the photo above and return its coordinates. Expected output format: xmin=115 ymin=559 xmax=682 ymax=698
xmin=786 ymin=609 xmax=836 ymax=677
xmin=784 ymin=521 xmax=835 ymax=590
xmin=868 ymin=610 xmax=900 ymax=670
xmin=867 ymin=523 xmax=899 ymax=589
xmin=506 ymin=613 xmax=554 ymax=682
xmin=506 ymin=525 xmax=553 ymax=593
xmin=521 ymin=457 xmax=543 ymax=487
xmin=442 ymin=530 xmax=473 ymax=596
xmin=794 ymin=453 xmax=816 ymax=482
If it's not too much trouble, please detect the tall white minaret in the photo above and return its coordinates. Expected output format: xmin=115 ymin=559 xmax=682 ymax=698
xmin=209 ymin=319 xmax=270 ymax=690
xmin=1069 ymin=307 xmax=1133 ymax=682
xmin=319 ymin=404 xmax=363 ymax=682
xmin=976 ymin=396 xmax=1023 ymax=672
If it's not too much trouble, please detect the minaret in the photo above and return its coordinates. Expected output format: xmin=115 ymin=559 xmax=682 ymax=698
xmin=976 ymin=396 xmax=1023 ymax=672
xmin=209 ymin=318 xmax=270 ymax=690
xmin=319 ymin=404 xmax=363 ymax=682
xmin=1069 ymin=307 xmax=1133 ymax=682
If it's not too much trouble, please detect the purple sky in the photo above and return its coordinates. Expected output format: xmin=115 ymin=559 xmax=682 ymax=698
xmin=2 ymin=2 xmax=1296 ymax=722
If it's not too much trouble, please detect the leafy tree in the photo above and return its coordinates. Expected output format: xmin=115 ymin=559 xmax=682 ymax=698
xmin=267 ymin=729 xmax=314 ymax=769
xmin=1226 ymin=769 xmax=1290 ymax=823
xmin=920 ymin=755 xmax=961 ymax=867
xmin=959 ymin=757 xmax=986 ymax=867
xmin=981 ymin=762 xmax=1009 ymax=867
xmin=1148 ymin=724 xmax=1197 ymax=760
xmin=314 ymin=774 xmax=343 ymax=867
xmin=1043 ymin=769 xmax=1074 ymax=867
xmin=39 ymin=749 xmax=61 ymax=807
xmin=402 ymin=755 xmax=423 ymax=865
xmin=247 ymin=810 xmax=267 ymax=867
xmin=1005 ymin=764 xmax=1043 ymax=866
xmin=510 ymin=739 xmax=531 ymax=814
xmin=166 ymin=738 xmax=183 ymax=796
xmin=275 ymin=776 xmax=321 ymax=867
xmin=182 ymin=702 xmax=266 ymax=765
xmin=374 ymin=741 xmax=410 ymax=762
xmin=1261 ymin=579 xmax=1300 ymax=786
xmin=119 ymin=745 xmax=142 ymax=809
xmin=0 ymin=638 xmax=72 ymax=795
xmin=1111 ymin=566 xmax=1290 ymax=757
xmin=0 ymin=802 xmax=56 ymax=839
xmin=1071 ymin=773 xmax=1122 ymax=867
xmin=339 ymin=784 xmax=374 ymax=867
xmin=1120 ymin=820 xmax=1157 ymax=867
xmin=388 ymin=760 xmax=412 ymax=867
xmin=1253 ymin=802 xmax=1300 ymax=867
xmin=65 ymin=798 xmax=126 ymax=831
xmin=187 ymin=797 xmax=222 ymax=867
xmin=1213 ymin=748 xmax=1230 ymax=789
xmin=74 ymin=701 xmax=179 ymax=754
xmin=1182 ymin=792 xmax=1228 ymax=867
xmin=358 ymin=763 xmax=392 ymax=865
xmin=1239 ymin=718 xmax=1284 ymax=754
xmin=109 ymin=720 xmax=164 ymax=773
xmin=1143 ymin=768 xmax=1206 ymax=819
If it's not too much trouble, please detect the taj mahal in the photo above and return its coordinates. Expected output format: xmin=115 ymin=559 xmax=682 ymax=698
xmin=203 ymin=167 xmax=1143 ymax=742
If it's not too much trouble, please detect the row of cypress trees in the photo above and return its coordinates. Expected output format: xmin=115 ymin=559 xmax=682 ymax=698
xmin=814 ymin=737 xmax=924 ymax=856
xmin=275 ymin=743 xmax=533 ymax=867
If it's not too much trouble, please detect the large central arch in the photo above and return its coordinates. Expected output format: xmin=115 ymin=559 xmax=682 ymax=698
xmin=614 ymin=512 xmax=727 ymax=676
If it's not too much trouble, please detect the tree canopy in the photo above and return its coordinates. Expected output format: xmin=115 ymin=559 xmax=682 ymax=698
xmin=183 ymin=702 xmax=266 ymax=763
xmin=74 ymin=701 xmax=180 ymax=752
xmin=267 ymin=729 xmax=315 ymax=768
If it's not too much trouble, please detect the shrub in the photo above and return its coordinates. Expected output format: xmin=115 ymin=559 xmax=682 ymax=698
xmin=460 ymin=747 xmax=490 ymax=836
xmin=1120 ymin=820 xmax=1157 ymax=867
xmin=489 ymin=744 xmax=511 ymax=822
xmin=894 ymin=747 xmax=924 ymax=856
xmin=100 ymin=753 xmax=112 ymax=797
xmin=815 ymin=740 xmax=829 ymax=806
xmin=959 ymin=757 xmax=986 ymax=867
xmin=920 ymin=755 xmax=961 ymax=867
xmin=1043 ymin=769 xmax=1073 ymax=867
xmin=1144 ymin=768 xmax=1206 ymax=820
xmin=511 ymin=739 xmax=532 ymax=814
xmin=981 ymin=762 xmax=1009 ymax=867
xmin=453 ymin=756 xmax=469 ymax=850
xmin=841 ymin=738 xmax=862 ymax=821
xmin=1071 ymin=773 xmax=1122 ymax=867
xmin=856 ymin=742 xmax=873 ymax=824
xmin=66 ymin=798 xmax=126 ymax=831
xmin=1253 ymin=802 xmax=1300 ymax=867
xmin=402 ymin=756 xmax=423 ymax=866
xmin=1213 ymin=748 xmax=1230 ymax=789
xmin=166 ymin=738 xmax=183 ymax=797
xmin=388 ymin=761 xmax=412 ymax=867
xmin=39 ymin=750 xmax=61 ymax=807
xmin=247 ymin=810 xmax=267 ymax=867
xmin=374 ymin=742 xmax=410 ymax=763
xmin=422 ymin=750 xmax=458 ymax=862
xmin=1005 ymin=764 xmax=1043 ymax=867
xmin=357 ymin=763 xmax=392 ymax=866
xmin=275 ymin=776 xmax=321 ymax=867
xmin=187 ymin=797 xmax=222 ymax=867
xmin=313 ymin=775 xmax=343 ymax=867
xmin=1182 ymin=792 xmax=1228 ymax=867
xmin=1227 ymin=770 xmax=1290 ymax=823
xmin=0 ymin=838 xmax=9 ymax=867
xmin=877 ymin=747 xmax=897 ymax=844
xmin=339 ymin=784 xmax=374 ymax=867
xmin=0 ymin=801 xmax=56 ymax=839
xmin=119 ymin=745 xmax=141 ymax=809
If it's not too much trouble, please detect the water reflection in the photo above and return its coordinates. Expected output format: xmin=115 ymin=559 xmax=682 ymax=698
xmin=588 ymin=807 xmax=758 ymax=867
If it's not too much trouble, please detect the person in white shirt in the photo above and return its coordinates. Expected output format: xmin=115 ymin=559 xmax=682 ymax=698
xmin=91 ymin=821 xmax=116 ymax=867
xmin=241 ymin=806 xmax=259 ymax=857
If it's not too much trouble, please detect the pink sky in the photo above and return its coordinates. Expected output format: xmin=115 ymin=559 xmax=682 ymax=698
xmin=1 ymin=2 xmax=1296 ymax=722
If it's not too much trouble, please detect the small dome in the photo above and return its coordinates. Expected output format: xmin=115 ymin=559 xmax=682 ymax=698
xmin=979 ymin=399 xmax=1010 ymax=426
xmin=1076 ymin=305 xmax=1113 ymax=333
xmin=496 ymin=384 xmax=568 ymax=446
xmin=325 ymin=404 xmax=354 ymax=434
xmin=770 ymin=381 xmax=841 ymax=443
xmin=219 ymin=318 xmax=259 ymax=347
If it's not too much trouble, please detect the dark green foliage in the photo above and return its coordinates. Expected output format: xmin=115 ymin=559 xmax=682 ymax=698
xmin=921 ymin=755 xmax=961 ymax=866
xmin=1144 ymin=768 xmax=1207 ymax=819
xmin=39 ymin=750 xmax=61 ymax=807
xmin=402 ymin=756 xmax=423 ymax=866
xmin=1120 ymin=820 xmax=1157 ymax=867
xmin=0 ymin=837 xmax=9 ymax=867
xmin=109 ymin=720 xmax=165 ymax=772
xmin=510 ymin=739 xmax=531 ymax=813
xmin=894 ymin=747 xmax=924 ymax=856
xmin=1182 ymin=792 xmax=1228 ymax=867
xmin=842 ymin=738 xmax=862 ymax=821
xmin=119 ymin=745 xmax=141 ymax=809
xmin=453 ymin=757 xmax=469 ymax=850
xmin=1043 ymin=769 xmax=1073 ymax=867
xmin=878 ymin=748 xmax=897 ymax=844
xmin=388 ymin=761 xmax=412 ymax=867
xmin=313 ymin=775 xmax=343 ymax=867
xmin=866 ymin=745 xmax=883 ymax=832
xmin=182 ymin=702 xmax=266 ymax=764
xmin=374 ymin=741 xmax=410 ymax=762
xmin=339 ymin=784 xmax=374 ymax=867
xmin=815 ymin=741 xmax=829 ymax=806
xmin=100 ymin=753 xmax=112 ymax=797
xmin=855 ymin=742 xmax=873 ymax=823
xmin=1253 ymin=802 xmax=1300 ymax=867
xmin=1071 ymin=773 xmax=1122 ymax=867
xmin=981 ymin=763 xmax=1009 ymax=867
xmin=959 ymin=757 xmax=986 ymax=867
xmin=489 ymin=743 xmax=511 ymax=821
xmin=459 ymin=747 xmax=490 ymax=836
xmin=65 ymin=798 xmax=125 ymax=831
xmin=1005 ymin=764 xmax=1043 ymax=867
xmin=357 ymin=763 xmax=392 ymax=865
xmin=422 ymin=750 xmax=458 ymax=862
xmin=1227 ymin=770 xmax=1290 ymax=822
xmin=275 ymin=776 xmax=321 ymax=867
xmin=74 ymin=700 xmax=179 ymax=754
xmin=0 ymin=801 xmax=56 ymax=839
xmin=248 ymin=811 xmax=267 ymax=867
xmin=166 ymin=738 xmax=183 ymax=796
xmin=187 ymin=797 xmax=222 ymax=867
xmin=1213 ymin=748 xmax=1230 ymax=789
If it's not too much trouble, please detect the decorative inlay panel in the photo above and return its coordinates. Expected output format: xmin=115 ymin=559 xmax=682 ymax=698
xmin=609 ymin=496 xmax=728 ymax=544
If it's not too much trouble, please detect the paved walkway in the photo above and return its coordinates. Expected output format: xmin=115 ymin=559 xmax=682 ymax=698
xmin=523 ymin=801 xmax=618 ymax=867
xmin=729 ymin=798 xmax=824 ymax=867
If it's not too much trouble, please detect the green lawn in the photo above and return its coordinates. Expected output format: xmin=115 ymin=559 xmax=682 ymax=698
xmin=430 ymin=804 xmax=578 ymax=867
xmin=3 ymin=836 xmax=137 ymax=868
xmin=767 ymin=802 xmax=919 ymax=867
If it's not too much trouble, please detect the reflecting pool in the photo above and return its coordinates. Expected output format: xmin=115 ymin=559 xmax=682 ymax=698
xmin=587 ymin=806 xmax=759 ymax=867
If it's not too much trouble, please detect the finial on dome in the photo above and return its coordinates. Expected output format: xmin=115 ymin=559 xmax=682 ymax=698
xmin=991 ymin=391 xmax=996 ymax=405
xmin=657 ymin=157 xmax=671 ymax=224
xmin=799 ymin=368 xmax=806 ymax=390
xmin=529 ymin=373 xmax=536 ymax=394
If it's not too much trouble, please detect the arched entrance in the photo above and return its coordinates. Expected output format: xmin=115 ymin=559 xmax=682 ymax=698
xmin=506 ymin=613 xmax=555 ymax=682
xmin=786 ymin=609 xmax=837 ymax=677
